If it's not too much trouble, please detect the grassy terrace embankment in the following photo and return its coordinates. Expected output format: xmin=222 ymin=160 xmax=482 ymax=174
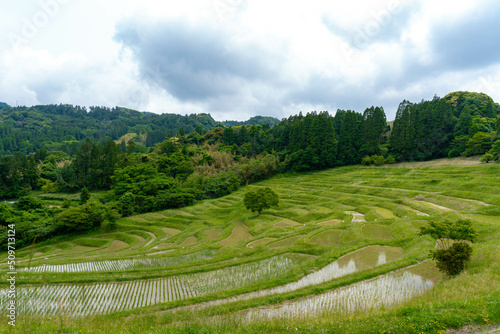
xmin=1 ymin=158 xmax=499 ymax=333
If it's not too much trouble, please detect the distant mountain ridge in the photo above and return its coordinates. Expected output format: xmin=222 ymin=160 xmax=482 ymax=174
xmin=0 ymin=104 xmax=279 ymax=156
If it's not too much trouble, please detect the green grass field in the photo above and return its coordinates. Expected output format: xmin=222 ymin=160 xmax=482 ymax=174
xmin=1 ymin=159 xmax=499 ymax=333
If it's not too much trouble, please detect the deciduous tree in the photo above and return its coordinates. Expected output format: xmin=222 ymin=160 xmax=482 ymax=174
xmin=243 ymin=187 xmax=279 ymax=215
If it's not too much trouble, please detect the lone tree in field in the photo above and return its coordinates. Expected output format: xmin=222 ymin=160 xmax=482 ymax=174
xmin=419 ymin=219 xmax=477 ymax=276
xmin=244 ymin=187 xmax=279 ymax=215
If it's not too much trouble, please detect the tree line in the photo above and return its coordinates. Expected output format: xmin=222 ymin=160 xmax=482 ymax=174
xmin=0 ymin=104 xmax=277 ymax=156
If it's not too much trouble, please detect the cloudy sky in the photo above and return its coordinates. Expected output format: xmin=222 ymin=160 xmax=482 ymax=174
xmin=1 ymin=0 xmax=499 ymax=121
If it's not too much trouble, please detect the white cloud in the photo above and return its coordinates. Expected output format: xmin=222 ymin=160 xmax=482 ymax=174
xmin=0 ymin=0 xmax=499 ymax=121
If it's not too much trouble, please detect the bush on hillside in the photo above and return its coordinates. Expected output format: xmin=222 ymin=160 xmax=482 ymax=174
xmin=433 ymin=241 xmax=473 ymax=276
xmin=419 ymin=219 xmax=477 ymax=276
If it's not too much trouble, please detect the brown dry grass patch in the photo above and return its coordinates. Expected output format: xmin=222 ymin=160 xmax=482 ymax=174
xmin=130 ymin=234 xmax=146 ymax=249
xmin=309 ymin=229 xmax=343 ymax=246
xmin=362 ymin=224 xmax=394 ymax=239
xmin=246 ymin=238 xmax=277 ymax=248
xmin=275 ymin=219 xmax=302 ymax=227
xmin=390 ymin=156 xmax=481 ymax=167
xmin=317 ymin=219 xmax=342 ymax=226
xmin=171 ymin=210 xmax=195 ymax=217
xmin=268 ymin=235 xmax=302 ymax=248
xmin=64 ymin=246 xmax=97 ymax=254
xmin=205 ymin=229 xmax=223 ymax=241
xmin=151 ymin=243 xmax=173 ymax=250
xmin=161 ymin=228 xmax=182 ymax=240
xmin=98 ymin=240 xmax=129 ymax=252
xmin=180 ymin=236 xmax=197 ymax=246
xmin=217 ymin=222 xmax=252 ymax=245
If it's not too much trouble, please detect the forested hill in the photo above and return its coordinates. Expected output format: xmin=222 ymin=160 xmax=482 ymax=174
xmin=390 ymin=91 xmax=500 ymax=160
xmin=222 ymin=116 xmax=281 ymax=127
xmin=0 ymin=104 xmax=279 ymax=156
xmin=0 ymin=102 xmax=8 ymax=108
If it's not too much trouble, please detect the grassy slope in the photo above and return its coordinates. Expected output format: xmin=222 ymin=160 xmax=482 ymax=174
xmin=1 ymin=159 xmax=500 ymax=333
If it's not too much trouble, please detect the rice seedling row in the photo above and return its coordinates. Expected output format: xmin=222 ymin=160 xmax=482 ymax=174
xmin=243 ymin=271 xmax=434 ymax=321
xmin=184 ymin=255 xmax=295 ymax=295
xmin=21 ymin=250 xmax=217 ymax=273
xmin=0 ymin=276 xmax=197 ymax=317
xmin=0 ymin=255 xmax=296 ymax=316
xmin=175 ymin=246 xmax=399 ymax=312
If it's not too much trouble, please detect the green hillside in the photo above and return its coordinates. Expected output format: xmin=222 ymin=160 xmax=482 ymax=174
xmin=0 ymin=104 xmax=279 ymax=156
xmin=1 ymin=159 xmax=499 ymax=333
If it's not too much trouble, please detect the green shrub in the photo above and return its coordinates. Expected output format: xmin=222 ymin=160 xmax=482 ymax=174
xmin=14 ymin=196 xmax=44 ymax=212
xmin=361 ymin=155 xmax=372 ymax=166
xmin=384 ymin=155 xmax=396 ymax=164
xmin=419 ymin=219 xmax=477 ymax=276
xmin=372 ymin=155 xmax=385 ymax=166
xmin=433 ymin=241 xmax=473 ymax=276
xmin=464 ymin=132 xmax=493 ymax=157
xmin=480 ymin=153 xmax=494 ymax=163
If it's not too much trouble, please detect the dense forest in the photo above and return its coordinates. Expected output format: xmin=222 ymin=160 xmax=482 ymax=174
xmin=0 ymin=104 xmax=280 ymax=156
xmin=0 ymin=91 xmax=499 ymax=248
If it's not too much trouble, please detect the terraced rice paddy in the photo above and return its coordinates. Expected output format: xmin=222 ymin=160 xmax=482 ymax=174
xmin=268 ymin=235 xmax=303 ymax=248
xmin=317 ymin=219 xmax=342 ymax=226
xmin=362 ymin=224 xmax=394 ymax=239
xmin=161 ymin=228 xmax=182 ymax=240
xmin=179 ymin=236 xmax=197 ymax=246
xmin=21 ymin=251 xmax=218 ymax=273
xmin=169 ymin=246 xmax=402 ymax=312
xmin=371 ymin=206 xmax=397 ymax=219
xmin=1 ymin=160 xmax=499 ymax=332
xmin=205 ymin=229 xmax=223 ymax=241
xmin=275 ymin=218 xmax=303 ymax=227
xmin=246 ymin=238 xmax=277 ymax=248
xmin=309 ymin=229 xmax=343 ymax=246
xmin=2 ymin=255 xmax=300 ymax=316
xmin=130 ymin=235 xmax=146 ymax=249
xmin=99 ymin=240 xmax=129 ymax=252
xmin=243 ymin=270 xmax=433 ymax=321
xmin=217 ymin=222 xmax=252 ymax=244
xmin=3 ymin=277 xmax=197 ymax=316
